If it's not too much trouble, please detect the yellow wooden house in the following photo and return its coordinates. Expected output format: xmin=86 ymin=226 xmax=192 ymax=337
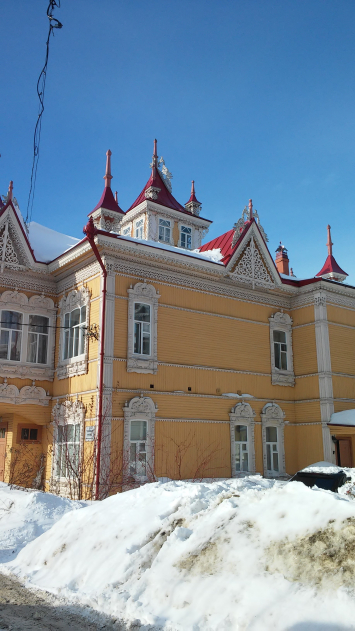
xmin=1 ymin=142 xmax=354 ymax=498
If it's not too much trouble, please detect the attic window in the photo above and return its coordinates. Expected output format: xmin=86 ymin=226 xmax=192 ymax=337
xmin=158 ymin=219 xmax=171 ymax=244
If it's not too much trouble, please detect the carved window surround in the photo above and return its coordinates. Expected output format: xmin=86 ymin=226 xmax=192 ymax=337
xmin=0 ymin=290 xmax=56 ymax=381
xmin=0 ymin=378 xmax=50 ymax=406
xmin=229 ymin=401 xmax=256 ymax=475
xmin=123 ymin=395 xmax=157 ymax=482
xmin=57 ymin=287 xmax=91 ymax=380
xmin=261 ymin=403 xmax=286 ymax=478
xmin=269 ymin=311 xmax=295 ymax=387
xmin=127 ymin=282 xmax=160 ymax=374
xmin=50 ymin=398 xmax=86 ymax=493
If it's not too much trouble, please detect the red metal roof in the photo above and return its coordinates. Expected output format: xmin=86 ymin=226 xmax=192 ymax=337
xmin=90 ymin=186 xmax=125 ymax=215
xmin=316 ymin=254 xmax=347 ymax=278
xmin=127 ymin=168 xmax=187 ymax=213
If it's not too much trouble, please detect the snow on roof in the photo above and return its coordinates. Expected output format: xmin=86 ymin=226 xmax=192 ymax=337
xmin=117 ymin=234 xmax=224 ymax=264
xmin=300 ymin=461 xmax=344 ymax=474
xmin=329 ymin=409 xmax=355 ymax=426
xmin=28 ymin=222 xmax=80 ymax=263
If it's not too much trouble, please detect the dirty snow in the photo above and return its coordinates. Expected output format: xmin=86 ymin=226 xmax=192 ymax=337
xmin=4 ymin=477 xmax=355 ymax=630
xmin=0 ymin=483 xmax=88 ymax=563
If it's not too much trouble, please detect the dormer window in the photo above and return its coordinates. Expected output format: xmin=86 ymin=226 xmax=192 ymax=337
xmin=135 ymin=218 xmax=144 ymax=239
xmin=180 ymin=225 xmax=192 ymax=249
xmin=122 ymin=225 xmax=131 ymax=237
xmin=158 ymin=219 xmax=171 ymax=244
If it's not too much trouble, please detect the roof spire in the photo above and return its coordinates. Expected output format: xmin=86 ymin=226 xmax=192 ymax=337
xmin=326 ymin=224 xmax=333 ymax=257
xmin=104 ymin=150 xmax=113 ymax=188
xmin=248 ymin=199 xmax=253 ymax=220
xmin=152 ymin=139 xmax=158 ymax=177
xmin=185 ymin=180 xmax=202 ymax=215
xmin=8 ymin=181 xmax=13 ymax=202
xmin=115 ymin=191 xmax=118 ymax=203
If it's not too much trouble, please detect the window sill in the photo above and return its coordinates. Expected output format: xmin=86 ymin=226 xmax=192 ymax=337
xmin=271 ymin=369 xmax=295 ymax=387
xmin=0 ymin=361 xmax=54 ymax=381
xmin=56 ymin=356 xmax=88 ymax=380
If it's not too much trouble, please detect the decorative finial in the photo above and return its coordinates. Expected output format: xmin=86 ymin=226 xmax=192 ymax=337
xmin=249 ymin=199 xmax=253 ymax=220
xmin=152 ymin=139 xmax=158 ymax=177
xmin=326 ymin=224 xmax=333 ymax=257
xmin=191 ymin=180 xmax=195 ymax=195
xmin=115 ymin=191 xmax=118 ymax=203
xmin=8 ymin=181 xmax=13 ymax=201
xmin=104 ymin=150 xmax=112 ymax=189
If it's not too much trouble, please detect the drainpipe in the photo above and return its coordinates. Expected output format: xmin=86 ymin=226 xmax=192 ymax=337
xmin=83 ymin=217 xmax=107 ymax=500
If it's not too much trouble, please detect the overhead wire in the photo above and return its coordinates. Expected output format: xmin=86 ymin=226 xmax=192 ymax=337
xmin=25 ymin=0 xmax=63 ymax=226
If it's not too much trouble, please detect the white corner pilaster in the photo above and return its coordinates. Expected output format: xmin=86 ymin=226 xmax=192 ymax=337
xmin=314 ymin=291 xmax=334 ymax=463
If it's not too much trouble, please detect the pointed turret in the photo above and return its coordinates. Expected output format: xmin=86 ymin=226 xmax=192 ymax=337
xmin=89 ymin=150 xmax=124 ymax=233
xmin=185 ymin=180 xmax=202 ymax=216
xmin=316 ymin=225 xmax=348 ymax=282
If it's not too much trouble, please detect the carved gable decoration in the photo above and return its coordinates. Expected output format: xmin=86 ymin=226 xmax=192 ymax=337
xmin=0 ymin=214 xmax=33 ymax=271
xmin=227 ymin=223 xmax=281 ymax=289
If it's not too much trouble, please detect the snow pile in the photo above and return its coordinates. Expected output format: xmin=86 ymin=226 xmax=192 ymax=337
xmin=192 ymin=247 xmax=223 ymax=263
xmin=330 ymin=408 xmax=355 ymax=426
xmin=6 ymin=477 xmax=355 ymax=630
xmin=0 ymin=483 xmax=88 ymax=563
xmin=301 ymin=460 xmax=345 ymax=474
xmin=27 ymin=222 xmax=80 ymax=262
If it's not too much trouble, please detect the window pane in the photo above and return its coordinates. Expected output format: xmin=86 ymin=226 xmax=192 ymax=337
xmin=10 ymin=331 xmax=21 ymax=361
xmin=29 ymin=429 xmax=38 ymax=440
xmin=235 ymin=443 xmax=241 ymax=471
xmin=73 ymin=327 xmax=79 ymax=357
xmin=27 ymin=333 xmax=38 ymax=363
xmin=69 ymin=327 xmax=74 ymax=359
xmin=266 ymin=426 xmax=278 ymax=443
xmin=57 ymin=426 xmax=64 ymax=443
xmin=273 ymin=451 xmax=279 ymax=472
xmin=134 ymin=303 xmax=150 ymax=322
xmin=137 ymin=451 xmax=146 ymax=476
xmin=242 ymin=450 xmax=249 ymax=471
xmin=134 ymin=322 xmax=141 ymax=354
xmin=70 ymin=309 xmax=80 ymax=327
xmin=274 ymin=343 xmax=281 ymax=369
xmin=79 ymin=327 xmax=85 ymax=356
xmin=64 ymin=313 xmax=70 ymax=328
xmin=80 ymin=306 xmax=86 ymax=324
xmin=273 ymin=330 xmax=286 ymax=343
xmin=37 ymin=335 xmax=48 ymax=364
xmin=21 ymin=428 xmax=29 ymax=440
xmin=63 ymin=329 xmax=69 ymax=360
xmin=159 ymin=219 xmax=170 ymax=227
xmin=281 ymin=352 xmax=288 ymax=371
xmin=235 ymin=425 xmax=248 ymax=442
xmin=142 ymin=332 xmax=150 ymax=355
xmin=267 ymin=444 xmax=271 ymax=470
xmin=2 ymin=311 xmax=22 ymax=330
xmin=130 ymin=443 xmax=136 ymax=474
xmin=130 ymin=421 xmax=147 ymax=441
xmin=0 ymin=330 xmax=9 ymax=359
xmin=29 ymin=315 xmax=49 ymax=334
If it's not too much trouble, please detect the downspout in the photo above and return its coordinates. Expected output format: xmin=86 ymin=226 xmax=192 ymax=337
xmin=83 ymin=217 xmax=107 ymax=500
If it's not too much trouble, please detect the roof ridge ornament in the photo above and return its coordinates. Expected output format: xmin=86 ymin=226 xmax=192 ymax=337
xmin=158 ymin=156 xmax=173 ymax=193
xmin=104 ymin=150 xmax=113 ymax=189
xmin=232 ymin=199 xmax=268 ymax=247
xmin=326 ymin=224 xmax=333 ymax=257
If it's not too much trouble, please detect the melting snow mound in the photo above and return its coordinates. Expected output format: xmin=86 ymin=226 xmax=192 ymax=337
xmin=5 ymin=477 xmax=355 ymax=630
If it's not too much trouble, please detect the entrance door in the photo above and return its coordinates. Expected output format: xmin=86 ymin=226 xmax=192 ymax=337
xmin=339 ymin=438 xmax=352 ymax=468
xmin=0 ymin=424 xmax=6 ymax=482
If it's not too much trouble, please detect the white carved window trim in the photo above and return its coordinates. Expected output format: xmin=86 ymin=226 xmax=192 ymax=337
xmin=179 ymin=224 xmax=192 ymax=250
xmin=51 ymin=399 xmax=86 ymax=488
xmin=123 ymin=396 xmax=157 ymax=483
xmin=229 ymin=402 xmax=256 ymax=476
xmin=127 ymin=282 xmax=160 ymax=374
xmin=121 ymin=223 xmax=132 ymax=237
xmin=57 ymin=287 xmax=90 ymax=380
xmin=0 ymin=291 xmax=56 ymax=381
xmin=134 ymin=217 xmax=144 ymax=239
xmin=261 ymin=403 xmax=286 ymax=478
xmin=269 ymin=311 xmax=295 ymax=387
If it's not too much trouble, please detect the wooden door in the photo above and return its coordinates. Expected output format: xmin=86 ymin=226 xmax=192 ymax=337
xmin=0 ymin=424 xmax=6 ymax=482
xmin=339 ymin=438 xmax=352 ymax=468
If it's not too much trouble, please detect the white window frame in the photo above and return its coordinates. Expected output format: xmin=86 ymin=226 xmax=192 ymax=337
xmin=123 ymin=396 xmax=157 ymax=483
xmin=121 ymin=224 xmax=132 ymax=237
xmin=57 ymin=287 xmax=90 ymax=380
xmin=179 ymin=225 xmax=192 ymax=249
xmin=0 ymin=291 xmax=56 ymax=381
xmin=51 ymin=399 xmax=85 ymax=495
xmin=261 ymin=403 xmax=286 ymax=477
xmin=230 ymin=402 xmax=256 ymax=476
xmin=158 ymin=218 xmax=172 ymax=244
xmin=127 ymin=282 xmax=160 ymax=374
xmin=135 ymin=218 xmax=144 ymax=239
xmin=62 ymin=305 xmax=87 ymax=361
xmin=269 ymin=311 xmax=295 ymax=386
xmin=133 ymin=302 xmax=151 ymax=356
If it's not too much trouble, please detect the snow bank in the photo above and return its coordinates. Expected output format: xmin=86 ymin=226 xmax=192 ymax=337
xmin=0 ymin=483 xmax=88 ymax=563
xmin=6 ymin=477 xmax=355 ymax=630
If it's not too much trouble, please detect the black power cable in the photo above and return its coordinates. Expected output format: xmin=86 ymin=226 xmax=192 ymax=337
xmin=25 ymin=1 xmax=63 ymax=226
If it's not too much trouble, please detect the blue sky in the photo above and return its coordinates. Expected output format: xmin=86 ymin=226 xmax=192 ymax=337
xmin=2 ymin=1 xmax=355 ymax=281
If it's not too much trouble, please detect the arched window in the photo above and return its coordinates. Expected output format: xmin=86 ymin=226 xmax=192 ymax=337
xmin=123 ymin=396 xmax=157 ymax=482
xmin=261 ymin=403 xmax=286 ymax=477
